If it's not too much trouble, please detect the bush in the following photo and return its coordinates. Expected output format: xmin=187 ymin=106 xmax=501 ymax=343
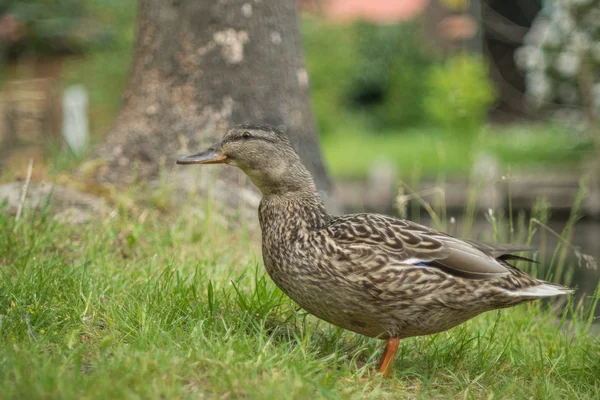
xmin=344 ymin=21 xmax=436 ymax=131
xmin=1 ymin=0 xmax=112 ymax=59
xmin=423 ymin=54 xmax=497 ymax=136
xmin=302 ymin=18 xmax=437 ymax=135
xmin=515 ymin=1 xmax=600 ymax=112
xmin=302 ymin=18 xmax=359 ymax=135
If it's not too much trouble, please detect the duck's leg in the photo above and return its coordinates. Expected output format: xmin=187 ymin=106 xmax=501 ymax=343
xmin=376 ymin=338 xmax=400 ymax=377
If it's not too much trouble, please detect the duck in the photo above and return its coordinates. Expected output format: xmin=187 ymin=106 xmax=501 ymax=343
xmin=177 ymin=124 xmax=573 ymax=378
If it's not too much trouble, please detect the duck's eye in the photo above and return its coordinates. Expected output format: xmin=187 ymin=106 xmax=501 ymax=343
xmin=242 ymin=131 xmax=251 ymax=139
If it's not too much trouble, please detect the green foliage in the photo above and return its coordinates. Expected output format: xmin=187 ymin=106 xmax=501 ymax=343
xmin=302 ymin=18 xmax=359 ymax=134
xmin=303 ymin=18 xmax=437 ymax=134
xmin=423 ymin=55 xmax=497 ymax=135
xmin=2 ymin=0 xmax=113 ymax=58
xmin=345 ymin=21 xmax=436 ymax=130
xmin=304 ymin=20 xmax=499 ymax=136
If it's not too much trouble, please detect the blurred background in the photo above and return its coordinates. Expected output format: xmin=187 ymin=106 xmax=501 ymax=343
xmin=0 ymin=1 xmax=598 ymax=303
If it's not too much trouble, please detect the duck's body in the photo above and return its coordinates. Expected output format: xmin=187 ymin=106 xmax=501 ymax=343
xmin=177 ymin=124 xmax=573 ymax=377
xmin=259 ymin=190 xmax=568 ymax=340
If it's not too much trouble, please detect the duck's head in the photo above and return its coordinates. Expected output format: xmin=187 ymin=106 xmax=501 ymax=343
xmin=177 ymin=124 xmax=315 ymax=196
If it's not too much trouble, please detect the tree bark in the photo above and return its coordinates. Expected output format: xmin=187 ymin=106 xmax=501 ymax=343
xmin=94 ymin=0 xmax=330 ymax=197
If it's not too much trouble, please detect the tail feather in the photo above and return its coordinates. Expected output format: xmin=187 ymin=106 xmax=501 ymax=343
xmin=498 ymin=254 xmax=538 ymax=264
xmin=506 ymin=281 xmax=574 ymax=298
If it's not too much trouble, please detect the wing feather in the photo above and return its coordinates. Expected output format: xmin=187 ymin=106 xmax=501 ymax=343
xmin=325 ymin=213 xmax=533 ymax=280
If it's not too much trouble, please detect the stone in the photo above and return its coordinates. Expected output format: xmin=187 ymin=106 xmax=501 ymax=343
xmin=0 ymin=182 xmax=106 ymax=224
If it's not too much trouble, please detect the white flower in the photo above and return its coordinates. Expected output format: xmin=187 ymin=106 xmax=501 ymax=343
xmin=526 ymin=71 xmax=553 ymax=106
xmin=526 ymin=18 xmax=563 ymax=48
xmin=524 ymin=18 xmax=547 ymax=44
xmin=514 ymin=47 xmax=527 ymax=69
xmin=554 ymin=9 xmax=576 ymax=33
xmin=555 ymin=51 xmax=581 ymax=77
xmin=518 ymin=0 xmax=600 ymax=110
xmin=568 ymin=31 xmax=590 ymax=53
xmin=514 ymin=46 xmax=547 ymax=71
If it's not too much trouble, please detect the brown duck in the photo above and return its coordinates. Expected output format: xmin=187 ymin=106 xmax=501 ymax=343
xmin=177 ymin=124 xmax=573 ymax=378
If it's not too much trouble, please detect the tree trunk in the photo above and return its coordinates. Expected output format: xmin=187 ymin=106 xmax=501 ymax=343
xmin=94 ymin=0 xmax=331 ymax=197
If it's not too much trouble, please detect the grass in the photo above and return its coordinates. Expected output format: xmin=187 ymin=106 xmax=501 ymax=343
xmin=321 ymin=124 xmax=595 ymax=179
xmin=1 ymin=189 xmax=599 ymax=399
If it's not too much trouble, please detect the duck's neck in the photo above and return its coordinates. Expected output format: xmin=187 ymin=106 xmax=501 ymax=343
xmin=259 ymin=188 xmax=331 ymax=233
xmin=248 ymin=153 xmax=331 ymax=231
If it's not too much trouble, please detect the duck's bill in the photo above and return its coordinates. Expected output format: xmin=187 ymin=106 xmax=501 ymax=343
xmin=176 ymin=149 xmax=227 ymax=165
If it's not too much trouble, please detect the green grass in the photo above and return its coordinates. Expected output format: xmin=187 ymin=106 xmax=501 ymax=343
xmin=321 ymin=124 xmax=596 ymax=179
xmin=1 ymin=194 xmax=599 ymax=399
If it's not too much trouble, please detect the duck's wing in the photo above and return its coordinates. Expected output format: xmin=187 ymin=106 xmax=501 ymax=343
xmin=463 ymin=240 xmax=537 ymax=263
xmin=325 ymin=214 xmax=535 ymax=280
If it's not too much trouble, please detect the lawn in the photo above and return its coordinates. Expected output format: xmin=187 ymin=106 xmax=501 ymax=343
xmin=320 ymin=124 xmax=595 ymax=180
xmin=1 ymin=197 xmax=599 ymax=399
